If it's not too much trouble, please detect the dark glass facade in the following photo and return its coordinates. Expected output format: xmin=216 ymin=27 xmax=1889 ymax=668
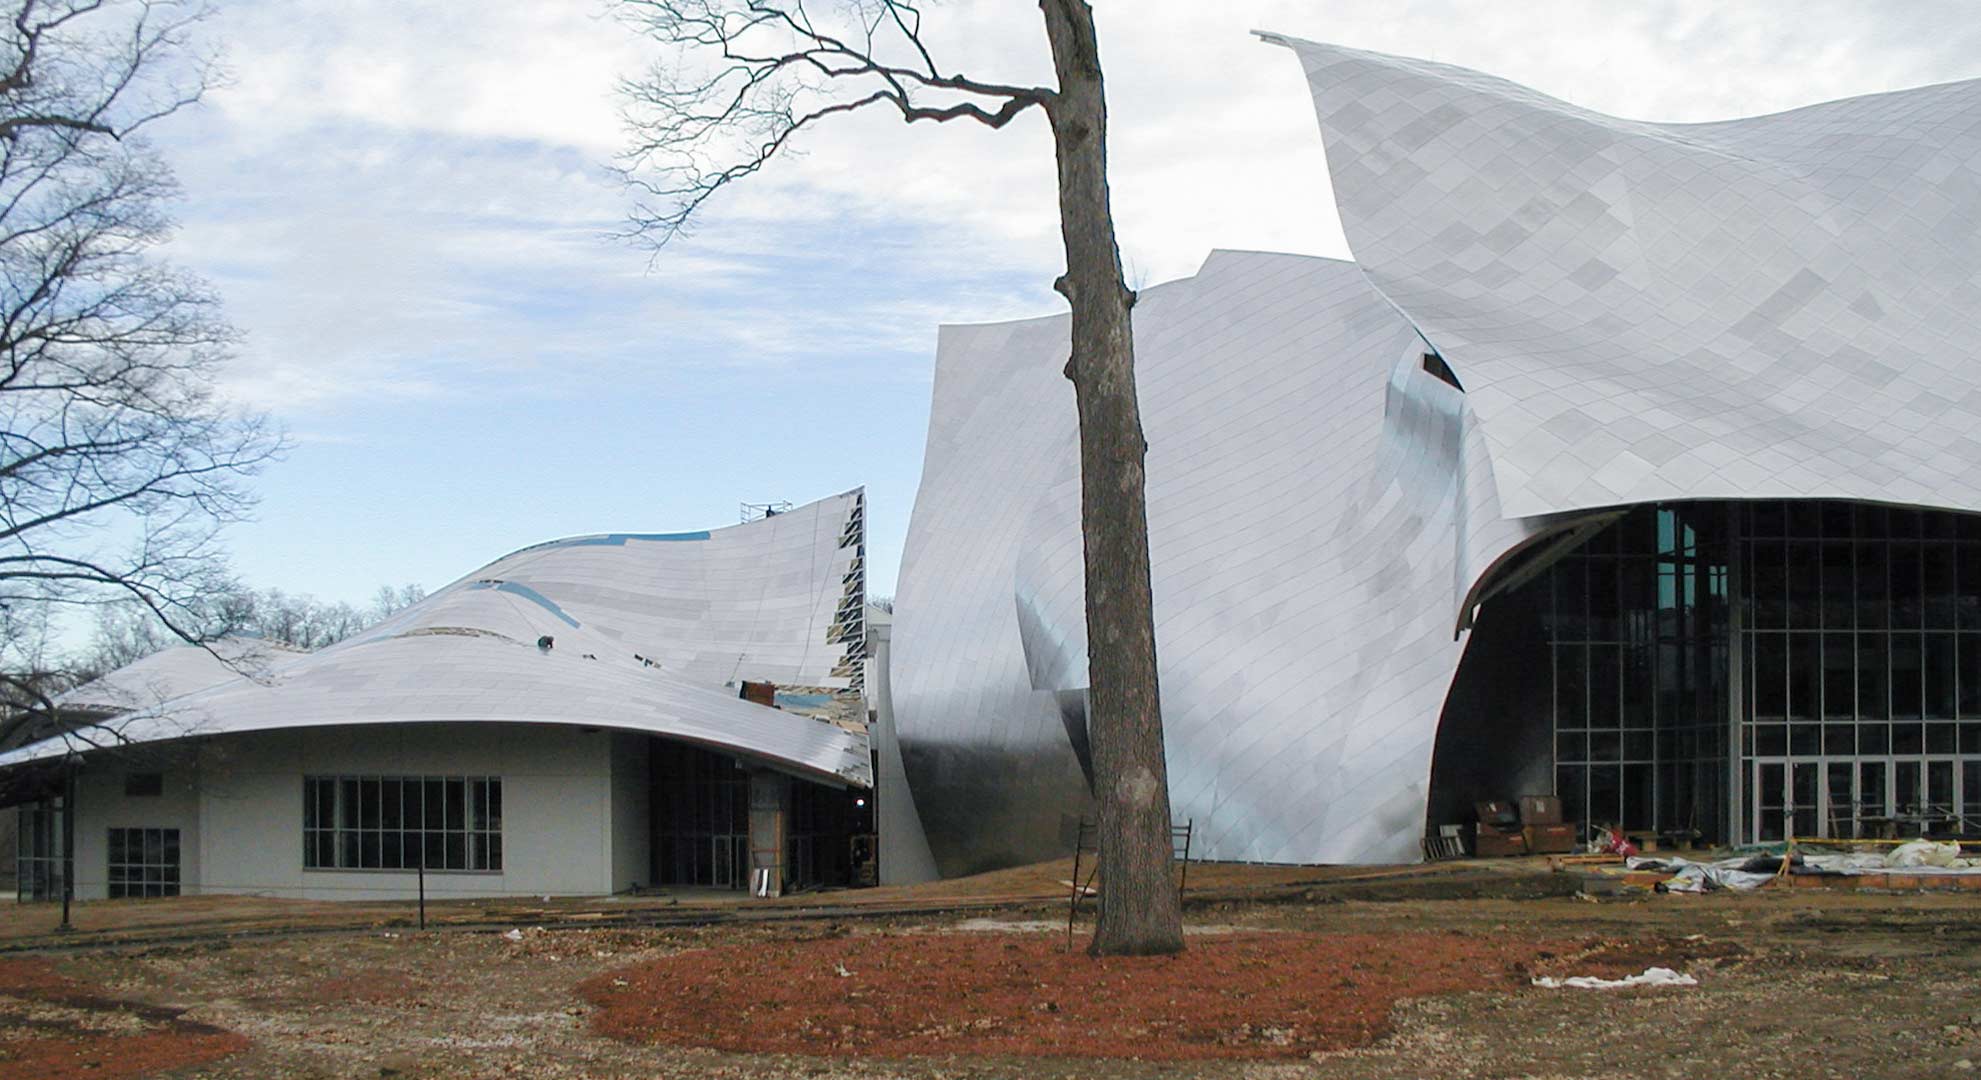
xmin=1738 ymin=501 xmax=1981 ymax=841
xmin=14 ymin=802 xmax=62 ymax=902
xmin=649 ymin=739 xmax=867 ymax=890
xmin=650 ymin=740 xmax=751 ymax=888
xmin=1524 ymin=500 xmax=1981 ymax=842
xmin=1543 ymin=504 xmax=1729 ymax=840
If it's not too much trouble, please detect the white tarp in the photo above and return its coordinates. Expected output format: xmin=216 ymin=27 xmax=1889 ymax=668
xmin=1534 ymin=967 xmax=1698 ymax=990
xmin=1633 ymin=847 xmax=1981 ymax=893
xmin=1885 ymin=840 xmax=1963 ymax=868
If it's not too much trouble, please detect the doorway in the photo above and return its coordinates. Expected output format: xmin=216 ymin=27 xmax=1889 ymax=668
xmin=1750 ymin=755 xmax=1978 ymax=841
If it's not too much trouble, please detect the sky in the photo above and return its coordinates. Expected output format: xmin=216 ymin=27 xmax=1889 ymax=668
xmin=143 ymin=0 xmax=1981 ymax=606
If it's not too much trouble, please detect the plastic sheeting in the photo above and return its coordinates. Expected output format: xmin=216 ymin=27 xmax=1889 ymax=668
xmin=1885 ymin=840 xmax=1963 ymax=868
xmin=1633 ymin=848 xmax=1981 ymax=892
xmin=1533 ymin=967 xmax=1698 ymax=990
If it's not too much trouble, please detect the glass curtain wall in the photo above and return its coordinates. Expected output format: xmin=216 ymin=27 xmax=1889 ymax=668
xmin=15 ymin=802 xmax=62 ymax=902
xmin=786 ymin=780 xmax=859 ymax=888
xmin=650 ymin=740 xmax=750 ymax=888
xmin=1545 ymin=504 xmax=1730 ymax=840
xmin=1741 ymin=501 xmax=1981 ymax=841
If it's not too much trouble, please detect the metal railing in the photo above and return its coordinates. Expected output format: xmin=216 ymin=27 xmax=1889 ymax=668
xmin=1065 ymin=818 xmax=1192 ymax=949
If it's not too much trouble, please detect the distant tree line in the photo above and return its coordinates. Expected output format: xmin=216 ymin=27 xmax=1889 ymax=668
xmin=1 ymin=582 xmax=425 ymax=753
xmin=84 ymin=584 xmax=429 ymax=676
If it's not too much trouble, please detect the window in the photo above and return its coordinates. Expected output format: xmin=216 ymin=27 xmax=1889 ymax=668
xmin=1421 ymin=351 xmax=1463 ymax=391
xmin=16 ymin=804 xmax=63 ymax=902
xmin=302 ymin=775 xmax=502 ymax=872
xmin=651 ymin=742 xmax=749 ymax=889
xmin=1545 ymin=504 xmax=1730 ymax=836
xmin=108 ymin=827 xmax=179 ymax=898
xmin=124 ymin=772 xmax=164 ymax=797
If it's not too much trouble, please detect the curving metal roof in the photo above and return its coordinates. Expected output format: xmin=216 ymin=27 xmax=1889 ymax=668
xmin=1273 ymin=36 xmax=1981 ymax=521
xmin=1 ymin=490 xmax=871 ymax=787
xmin=52 ymin=637 xmax=303 ymax=718
xmin=893 ymin=42 xmax=1981 ymax=870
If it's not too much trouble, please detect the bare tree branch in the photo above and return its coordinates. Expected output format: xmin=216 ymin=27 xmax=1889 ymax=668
xmin=614 ymin=0 xmax=1052 ymax=243
xmin=0 ymin=0 xmax=284 ymax=751
xmin=616 ymin=0 xmax=1187 ymax=955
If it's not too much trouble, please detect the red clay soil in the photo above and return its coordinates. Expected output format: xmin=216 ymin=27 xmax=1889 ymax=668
xmin=0 ymin=956 xmax=248 ymax=1080
xmin=581 ymin=929 xmax=1687 ymax=1061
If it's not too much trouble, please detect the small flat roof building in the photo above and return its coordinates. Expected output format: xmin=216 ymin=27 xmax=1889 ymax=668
xmin=4 ymin=490 xmax=872 ymax=902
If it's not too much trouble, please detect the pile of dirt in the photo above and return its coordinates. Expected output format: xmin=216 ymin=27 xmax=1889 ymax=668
xmin=0 ymin=956 xmax=248 ymax=1080
xmin=580 ymin=929 xmax=1662 ymax=1061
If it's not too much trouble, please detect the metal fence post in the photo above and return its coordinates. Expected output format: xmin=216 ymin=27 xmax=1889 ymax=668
xmin=58 ymin=759 xmax=76 ymax=933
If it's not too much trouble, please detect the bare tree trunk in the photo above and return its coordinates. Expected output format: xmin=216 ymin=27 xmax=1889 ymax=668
xmin=1039 ymin=0 xmax=1184 ymax=957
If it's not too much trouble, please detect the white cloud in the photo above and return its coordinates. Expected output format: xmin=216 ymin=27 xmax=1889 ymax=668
xmin=144 ymin=0 xmax=1981 ymax=417
xmin=80 ymin=0 xmax=1978 ymax=605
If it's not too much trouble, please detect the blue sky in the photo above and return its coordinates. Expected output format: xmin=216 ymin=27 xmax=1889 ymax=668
xmin=145 ymin=0 xmax=1981 ymax=605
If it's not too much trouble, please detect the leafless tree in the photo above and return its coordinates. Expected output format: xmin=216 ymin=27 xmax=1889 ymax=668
xmin=0 ymin=594 xmax=71 ymax=750
xmin=232 ymin=583 xmax=423 ymax=651
xmin=617 ymin=0 xmax=1182 ymax=954
xmin=369 ymin=582 xmax=426 ymax=623
xmin=0 ymin=1 xmax=283 ymax=750
xmin=80 ymin=580 xmax=426 ymax=676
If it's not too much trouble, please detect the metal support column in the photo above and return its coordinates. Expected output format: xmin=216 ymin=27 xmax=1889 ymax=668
xmin=1726 ymin=503 xmax=1745 ymax=845
xmin=747 ymin=770 xmax=789 ymax=897
xmin=58 ymin=759 xmax=77 ymax=932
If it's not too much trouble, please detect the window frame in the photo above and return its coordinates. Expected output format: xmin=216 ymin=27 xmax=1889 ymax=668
xmin=106 ymin=826 xmax=180 ymax=899
xmin=301 ymin=774 xmax=503 ymax=874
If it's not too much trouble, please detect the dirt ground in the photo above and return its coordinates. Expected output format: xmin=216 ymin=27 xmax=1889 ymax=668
xmin=0 ymin=858 xmax=1468 ymax=949
xmin=576 ymin=926 xmax=1752 ymax=1061
xmin=2 ymin=865 xmax=1979 ymax=1079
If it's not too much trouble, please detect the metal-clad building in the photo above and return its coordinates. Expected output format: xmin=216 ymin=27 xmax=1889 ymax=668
xmin=891 ymin=41 xmax=1981 ymax=873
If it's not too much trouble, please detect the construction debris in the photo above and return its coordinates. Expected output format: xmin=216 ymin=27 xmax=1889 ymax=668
xmin=1533 ymin=966 xmax=1699 ymax=990
xmin=1887 ymin=840 xmax=1964 ymax=868
xmin=1630 ymin=845 xmax=1981 ymax=893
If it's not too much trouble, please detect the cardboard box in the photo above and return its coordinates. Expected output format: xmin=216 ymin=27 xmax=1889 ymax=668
xmin=1517 ymin=795 xmax=1564 ymax=825
xmin=1474 ymin=800 xmax=1519 ymax=827
xmin=1473 ymin=825 xmax=1527 ymax=858
xmin=1522 ymin=823 xmax=1576 ymax=854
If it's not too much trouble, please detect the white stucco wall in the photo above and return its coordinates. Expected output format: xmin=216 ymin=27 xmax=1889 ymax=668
xmin=66 ymin=722 xmax=621 ymax=901
xmin=71 ymin=751 xmax=203 ymax=901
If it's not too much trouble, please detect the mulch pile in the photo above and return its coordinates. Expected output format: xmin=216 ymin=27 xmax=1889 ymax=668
xmin=581 ymin=929 xmax=1705 ymax=1061
xmin=0 ymin=956 xmax=248 ymax=1080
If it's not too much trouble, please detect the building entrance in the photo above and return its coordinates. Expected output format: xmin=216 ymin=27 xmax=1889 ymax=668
xmin=650 ymin=740 xmax=751 ymax=889
xmin=1445 ymin=499 xmax=1981 ymax=847
xmin=648 ymin=738 xmax=872 ymax=891
xmin=1750 ymin=754 xmax=1980 ymax=842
